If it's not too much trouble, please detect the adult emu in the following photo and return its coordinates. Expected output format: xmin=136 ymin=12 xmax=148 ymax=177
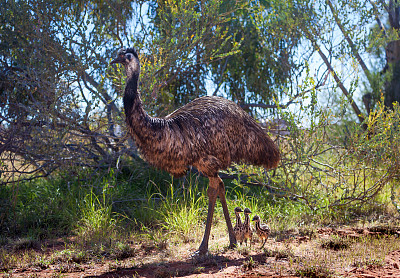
xmin=110 ymin=47 xmax=280 ymax=255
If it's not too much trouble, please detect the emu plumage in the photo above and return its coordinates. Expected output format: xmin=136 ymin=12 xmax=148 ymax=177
xmin=111 ymin=47 xmax=280 ymax=254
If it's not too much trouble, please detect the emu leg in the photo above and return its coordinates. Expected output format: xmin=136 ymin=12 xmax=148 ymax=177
xmin=261 ymin=239 xmax=266 ymax=249
xmin=216 ymin=176 xmax=237 ymax=248
xmin=198 ymin=177 xmax=218 ymax=255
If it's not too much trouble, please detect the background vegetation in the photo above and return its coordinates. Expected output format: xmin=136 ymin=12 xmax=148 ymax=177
xmin=1 ymin=0 xmax=400 ymax=264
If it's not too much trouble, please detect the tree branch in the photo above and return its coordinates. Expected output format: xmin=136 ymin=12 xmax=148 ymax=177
xmin=240 ymin=72 xmax=330 ymax=110
xmin=326 ymin=0 xmax=372 ymax=80
xmin=81 ymin=71 xmax=123 ymax=119
xmin=305 ymin=29 xmax=366 ymax=125
xmin=212 ymin=57 xmax=229 ymax=96
xmin=369 ymin=0 xmax=387 ymax=35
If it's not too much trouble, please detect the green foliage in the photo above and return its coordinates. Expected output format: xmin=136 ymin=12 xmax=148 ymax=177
xmin=0 ymin=176 xmax=81 ymax=237
xmin=220 ymin=75 xmax=400 ymax=224
xmin=347 ymin=101 xmax=400 ymax=213
xmin=144 ymin=0 xmax=243 ymax=112
xmin=212 ymin=0 xmax=310 ymax=106
xmin=350 ymin=102 xmax=400 ymax=171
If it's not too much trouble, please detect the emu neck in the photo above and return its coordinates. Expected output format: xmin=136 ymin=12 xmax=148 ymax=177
xmin=124 ymin=63 xmax=140 ymax=100
xmin=123 ymin=63 xmax=152 ymax=137
xmin=123 ymin=75 xmax=140 ymax=112
xmin=235 ymin=212 xmax=242 ymax=226
xmin=125 ymin=64 xmax=139 ymax=93
xmin=255 ymin=221 xmax=260 ymax=230
xmin=244 ymin=214 xmax=250 ymax=227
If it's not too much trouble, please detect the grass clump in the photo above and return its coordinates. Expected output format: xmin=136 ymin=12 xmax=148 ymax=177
xmin=75 ymin=191 xmax=117 ymax=252
xmin=0 ymin=248 xmax=17 ymax=271
xmin=52 ymin=249 xmax=89 ymax=264
xmin=352 ymin=258 xmax=384 ymax=268
xmin=320 ymin=236 xmax=352 ymax=251
xmin=112 ymin=241 xmax=135 ymax=259
xmin=264 ymin=246 xmax=295 ymax=260
xmin=295 ymin=265 xmax=333 ymax=278
xmin=12 ymin=237 xmax=41 ymax=251
xmin=152 ymin=181 xmax=206 ymax=243
xmin=242 ymin=256 xmax=257 ymax=271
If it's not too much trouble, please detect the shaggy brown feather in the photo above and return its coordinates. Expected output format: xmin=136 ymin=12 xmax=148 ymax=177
xmin=111 ymin=47 xmax=280 ymax=254
xmin=130 ymin=95 xmax=279 ymax=177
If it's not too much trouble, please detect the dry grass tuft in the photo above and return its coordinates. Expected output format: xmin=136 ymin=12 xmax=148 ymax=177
xmin=264 ymin=246 xmax=295 ymax=260
xmin=320 ymin=236 xmax=352 ymax=251
xmin=295 ymin=265 xmax=333 ymax=278
xmin=12 ymin=237 xmax=41 ymax=251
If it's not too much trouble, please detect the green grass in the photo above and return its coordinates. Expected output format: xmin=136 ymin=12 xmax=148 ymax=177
xmin=295 ymin=265 xmax=333 ymax=278
xmin=154 ymin=181 xmax=206 ymax=242
xmin=1 ymin=159 xmax=400 ymax=278
xmin=75 ymin=191 xmax=117 ymax=249
xmin=0 ymin=158 xmax=398 ymax=256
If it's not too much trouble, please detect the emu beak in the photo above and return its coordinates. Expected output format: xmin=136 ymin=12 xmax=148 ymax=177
xmin=110 ymin=54 xmax=124 ymax=65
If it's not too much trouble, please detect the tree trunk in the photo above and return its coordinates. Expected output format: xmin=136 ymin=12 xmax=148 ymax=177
xmin=384 ymin=40 xmax=400 ymax=109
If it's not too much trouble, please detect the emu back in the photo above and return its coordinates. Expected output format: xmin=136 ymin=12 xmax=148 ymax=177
xmin=133 ymin=96 xmax=280 ymax=177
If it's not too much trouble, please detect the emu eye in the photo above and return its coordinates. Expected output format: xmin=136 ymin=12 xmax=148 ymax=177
xmin=126 ymin=53 xmax=133 ymax=60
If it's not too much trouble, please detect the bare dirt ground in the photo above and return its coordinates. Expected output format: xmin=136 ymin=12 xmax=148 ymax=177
xmin=3 ymin=226 xmax=400 ymax=278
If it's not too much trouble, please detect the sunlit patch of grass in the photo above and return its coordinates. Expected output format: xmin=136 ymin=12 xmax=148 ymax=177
xmin=151 ymin=181 xmax=206 ymax=243
xmin=298 ymin=226 xmax=317 ymax=239
xmin=352 ymin=258 xmax=384 ymax=268
xmin=54 ymin=262 xmax=85 ymax=273
xmin=52 ymin=249 xmax=89 ymax=264
xmin=140 ymin=226 xmax=170 ymax=250
xmin=293 ymin=233 xmax=400 ymax=277
xmin=236 ymin=244 xmax=251 ymax=255
xmin=0 ymin=248 xmax=18 ymax=271
xmin=75 ymin=191 xmax=117 ymax=251
xmin=112 ymin=241 xmax=135 ymax=259
xmin=0 ymin=248 xmax=54 ymax=274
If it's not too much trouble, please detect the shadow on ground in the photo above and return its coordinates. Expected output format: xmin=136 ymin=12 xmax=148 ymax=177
xmin=85 ymin=253 xmax=283 ymax=278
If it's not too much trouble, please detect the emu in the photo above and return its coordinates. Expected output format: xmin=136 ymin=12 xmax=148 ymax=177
xmin=110 ymin=47 xmax=280 ymax=255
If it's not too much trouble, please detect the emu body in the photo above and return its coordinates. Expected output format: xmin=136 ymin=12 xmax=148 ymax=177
xmin=233 ymin=207 xmax=244 ymax=244
xmin=111 ymin=47 xmax=280 ymax=254
xmin=252 ymin=215 xmax=271 ymax=249
xmin=243 ymin=208 xmax=253 ymax=246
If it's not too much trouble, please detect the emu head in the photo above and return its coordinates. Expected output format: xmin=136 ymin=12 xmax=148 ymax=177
xmin=111 ymin=47 xmax=140 ymax=69
xmin=252 ymin=215 xmax=260 ymax=222
xmin=244 ymin=208 xmax=252 ymax=214
xmin=234 ymin=207 xmax=243 ymax=213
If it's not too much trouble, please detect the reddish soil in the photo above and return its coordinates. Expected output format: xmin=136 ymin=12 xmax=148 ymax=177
xmin=344 ymin=250 xmax=400 ymax=278
xmin=3 ymin=227 xmax=400 ymax=278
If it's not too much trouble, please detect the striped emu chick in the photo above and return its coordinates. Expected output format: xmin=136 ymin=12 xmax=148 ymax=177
xmin=252 ymin=215 xmax=270 ymax=249
xmin=243 ymin=208 xmax=253 ymax=246
xmin=110 ymin=47 xmax=280 ymax=255
xmin=233 ymin=207 xmax=244 ymax=244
